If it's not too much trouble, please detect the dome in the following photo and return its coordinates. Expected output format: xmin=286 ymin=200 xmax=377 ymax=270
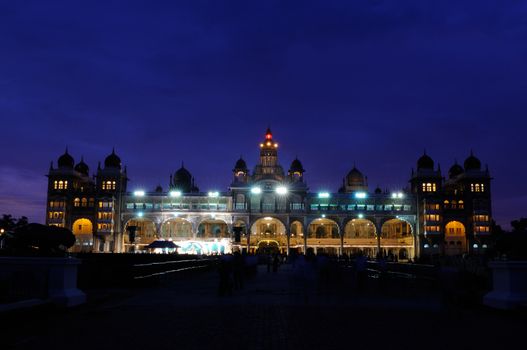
xmin=104 ymin=149 xmax=121 ymax=169
xmin=58 ymin=149 xmax=74 ymax=168
xmin=290 ymin=158 xmax=304 ymax=173
xmin=74 ymin=157 xmax=89 ymax=176
xmin=417 ymin=152 xmax=434 ymax=170
xmin=346 ymin=167 xmax=364 ymax=185
xmin=448 ymin=162 xmax=464 ymax=178
xmin=174 ymin=166 xmax=192 ymax=183
xmin=233 ymin=157 xmax=248 ymax=172
xmin=155 ymin=185 xmax=163 ymax=193
xmin=374 ymin=187 xmax=382 ymax=194
xmin=464 ymin=152 xmax=481 ymax=171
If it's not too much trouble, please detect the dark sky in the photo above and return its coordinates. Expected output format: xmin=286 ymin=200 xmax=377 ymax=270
xmin=0 ymin=0 xmax=526 ymax=229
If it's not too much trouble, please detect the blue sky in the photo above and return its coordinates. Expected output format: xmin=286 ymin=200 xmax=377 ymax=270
xmin=0 ymin=0 xmax=526 ymax=228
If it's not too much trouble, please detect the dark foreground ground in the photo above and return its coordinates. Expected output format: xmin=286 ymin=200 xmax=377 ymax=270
xmin=1 ymin=264 xmax=525 ymax=350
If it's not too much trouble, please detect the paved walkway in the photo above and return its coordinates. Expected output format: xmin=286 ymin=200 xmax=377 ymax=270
xmin=2 ymin=264 xmax=525 ymax=350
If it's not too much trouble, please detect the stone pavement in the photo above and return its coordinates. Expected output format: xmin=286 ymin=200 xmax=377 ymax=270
xmin=2 ymin=264 xmax=525 ymax=350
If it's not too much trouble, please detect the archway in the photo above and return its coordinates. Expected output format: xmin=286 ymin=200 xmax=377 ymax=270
xmin=343 ymin=219 xmax=376 ymax=257
xmin=250 ymin=217 xmax=287 ymax=253
xmin=444 ymin=221 xmax=466 ymax=256
xmin=160 ymin=218 xmax=193 ymax=239
xmin=381 ymin=218 xmax=414 ymax=260
xmin=289 ymin=220 xmax=304 ymax=253
xmin=197 ymin=219 xmax=229 ymax=239
xmin=124 ymin=218 xmax=157 ymax=246
xmin=256 ymin=240 xmax=280 ymax=255
xmin=307 ymin=218 xmax=340 ymax=255
xmin=71 ymin=218 xmax=93 ymax=252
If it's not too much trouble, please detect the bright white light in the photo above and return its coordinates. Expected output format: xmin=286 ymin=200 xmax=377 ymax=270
xmin=358 ymin=213 xmax=364 ymax=219
xmin=275 ymin=186 xmax=288 ymax=195
xmin=355 ymin=192 xmax=367 ymax=199
xmin=208 ymin=191 xmax=219 ymax=197
xmin=482 ymin=244 xmax=488 ymax=249
xmin=251 ymin=187 xmax=262 ymax=194
xmin=424 ymin=244 xmax=429 ymax=248
xmin=134 ymin=190 xmax=145 ymax=197
xmin=473 ymin=244 xmax=479 ymax=249
xmin=318 ymin=192 xmax=330 ymax=198
xmin=321 ymin=214 xmax=326 ymax=218
xmin=391 ymin=193 xmax=397 ymax=199
xmin=169 ymin=190 xmax=182 ymax=197
xmin=137 ymin=212 xmax=144 ymax=217
xmin=397 ymin=192 xmax=404 ymax=198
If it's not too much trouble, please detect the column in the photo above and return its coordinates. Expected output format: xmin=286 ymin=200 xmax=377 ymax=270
xmin=286 ymin=232 xmax=290 ymax=256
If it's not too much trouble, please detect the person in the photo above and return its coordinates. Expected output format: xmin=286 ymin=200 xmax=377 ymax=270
xmin=218 ymin=254 xmax=233 ymax=296
xmin=272 ymin=253 xmax=280 ymax=272
xmin=355 ymin=251 xmax=368 ymax=292
xmin=232 ymin=251 xmax=244 ymax=290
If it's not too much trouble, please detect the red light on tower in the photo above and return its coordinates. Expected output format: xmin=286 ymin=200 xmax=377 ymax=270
xmin=265 ymin=133 xmax=272 ymax=140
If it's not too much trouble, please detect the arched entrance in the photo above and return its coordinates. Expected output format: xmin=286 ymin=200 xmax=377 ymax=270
xmin=257 ymin=240 xmax=280 ymax=255
xmin=289 ymin=220 xmax=304 ymax=254
xmin=124 ymin=218 xmax=157 ymax=250
xmin=307 ymin=218 xmax=340 ymax=255
xmin=250 ymin=217 xmax=287 ymax=254
xmin=197 ymin=220 xmax=229 ymax=239
xmin=343 ymin=218 xmax=376 ymax=257
xmin=444 ymin=221 xmax=466 ymax=256
xmin=160 ymin=218 xmax=193 ymax=239
xmin=381 ymin=218 xmax=414 ymax=261
xmin=71 ymin=218 xmax=93 ymax=252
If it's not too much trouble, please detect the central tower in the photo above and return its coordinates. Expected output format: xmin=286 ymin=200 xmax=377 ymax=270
xmin=252 ymin=128 xmax=285 ymax=181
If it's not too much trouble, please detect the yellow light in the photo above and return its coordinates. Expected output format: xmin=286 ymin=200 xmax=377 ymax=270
xmin=260 ymin=144 xmax=264 ymax=147
xmin=266 ymin=142 xmax=271 ymax=146
xmin=274 ymin=143 xmax=278 ymax=147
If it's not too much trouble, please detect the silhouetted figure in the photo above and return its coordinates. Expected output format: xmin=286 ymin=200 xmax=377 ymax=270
xmin=272 ymin=254 xmax=280 ymax=272
xmin=233 ymin=251 xmax=244 ymax=290
xmin=218 ymin=254 xmax=233 ymax=296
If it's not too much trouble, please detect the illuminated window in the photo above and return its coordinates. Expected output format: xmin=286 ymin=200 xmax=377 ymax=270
xmin=458 ymin=200 xmax=464 ymax=209
xmin=64 ymin=181 xmax=68 ymax=189
xmin=89 ymin=198 xmax=94 ymax=207
xmin=443 ymin=200 xmax=449 ymax=209
xmin=53 ymin=181 xmax=58 ymax=189
xmin=112 ymin=181 xmax=116 ymax=190
xmin=74 ymin=198 xmax=80 ymax=207
xmin=426 ymin=203 xmax=440 ymax=210
xmin=425 ymin=225 xmax=440 ymax=232
xmin=471 ymin=183 xmax=485 ymax=192
xmin=81 ymin=198 xmax=87 ymax=207
xmin=58 ymin=181 xmax=64 ymax=189
xmin=48 ymin=212 xmax=52 ymax=219
xmin=451 ymin=200 xmax=457 ymax=209
xmin=474 ymin=215 xmax=489 ymax=222
xmin=422 ymin=183 xmax=436 ymax=192
xmin=425 ymin=214 xmax=440 ymax=221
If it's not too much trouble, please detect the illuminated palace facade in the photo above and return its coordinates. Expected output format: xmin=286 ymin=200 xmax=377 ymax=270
xmin=45 ymin=129 xmax=493 ymax=259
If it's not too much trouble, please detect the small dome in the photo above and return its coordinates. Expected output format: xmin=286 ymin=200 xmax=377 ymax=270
xmin=74 ymin=157 xmax=89 ymax=176
xmin=290 ymin=158 xmax=304 ymax=173
xmin=346 ymin=167 xmax=364 ymax=185
xmin=464 ymin=152 xmax=481 ymax=171
xmin=58 ymin=149 xmax=74 ymax=168
xmin=448 ymin=162 xmax=464 ymax=178
xmin=417 ymin=152 xmax=434 ymax=170
xmin=233 ymin=157 xmax=248 ymax=172
xmin=104 ymin=149 xmax=121 ymax=169
xmin=155 ymin=185 xmax=163 ymax=193
xmin=374 ymin=187 xmax=382 ymax=194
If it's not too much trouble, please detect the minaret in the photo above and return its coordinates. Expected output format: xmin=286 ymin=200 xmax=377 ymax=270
xmin=259 ymin=127 xmax=279 ymax=168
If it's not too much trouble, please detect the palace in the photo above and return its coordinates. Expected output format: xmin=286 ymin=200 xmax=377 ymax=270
xmin=45 ymin=129 xmax=492 ymax=259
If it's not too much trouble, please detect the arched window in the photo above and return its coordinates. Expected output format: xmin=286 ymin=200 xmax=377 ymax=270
xmin=81 ymin=198 xmax=87 ymax=207
xmin=74 ymin=198 xmax=80 ymax=207
xmin=443 ymin=200 xmax=449 ymax=209
xmin=458 ymin=200 xmax=464 ymax=209
xmin=58 ymin=181 xmax=64 ymax=189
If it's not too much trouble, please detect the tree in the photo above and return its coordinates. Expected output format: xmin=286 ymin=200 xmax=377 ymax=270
xmin=511 ymin=218 xmax=527 ymax=233
xmin=2 ymin=223 xmax=75 ymax=256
